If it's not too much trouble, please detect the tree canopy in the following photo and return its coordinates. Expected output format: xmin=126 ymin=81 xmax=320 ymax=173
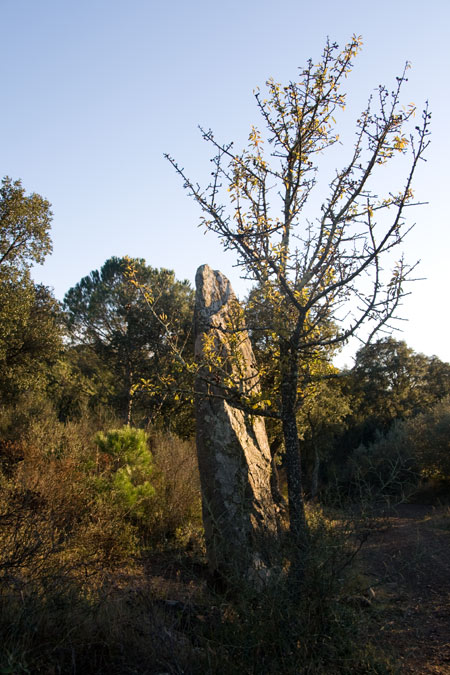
xmin=345 ymin=337 xmax=450 ymax=440
xmin=0 ymin=282 xmax=62 ymax=402
xmin=64 ymin=256 xmax=194 ymax=429
xmin=0 ymin=177 xmax=60 ymax=403
xmin=0 ymin=176 xmax=52 ymax=278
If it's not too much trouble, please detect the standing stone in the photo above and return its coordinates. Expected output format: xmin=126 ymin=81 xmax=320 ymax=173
xmin=194 ymin=264 xmax=279 ymax=585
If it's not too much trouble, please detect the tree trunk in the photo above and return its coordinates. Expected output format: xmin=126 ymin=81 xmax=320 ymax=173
xmin=280 ymin=341 xmax=307 ymax=553
xmin=311 ymin=447 xmax=320 ymax=500
xmin=308 ymin=415 xmax=320 ymax=500
xmin=126 ymin=362 xmax=134 ymax=426
xmin=269 ymin=436 xmax=286 ymax=507
xmin=282 ymin=408 xmax=307 ymax=538
xmin=126 ymin=390 xmax=133 ymax=427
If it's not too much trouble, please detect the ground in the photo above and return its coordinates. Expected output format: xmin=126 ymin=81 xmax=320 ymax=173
xmin=362 ymin=504 xmax=450 ymax=674
xmin=136 ymin=504 xmax=450 ymax=673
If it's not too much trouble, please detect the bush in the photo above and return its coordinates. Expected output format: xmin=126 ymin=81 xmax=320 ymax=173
xmin=92 ymin=427 xmax=202 ymax=546
xmin=94 ymin=427 xmax=156 ymax=531
xmin=0 ymin=404 xmax=393 ymax=673
xmin=178 ymin=505 xmax=391 ymax=674
xmin=346 ymin=422 xmax=418 ymax=506
xmin=407 ymin=396 xmax=450 ymax=480
xmin=0 ymin=414 xmax=138 ymax=587
xmin=147 ymin=430 xmax=202 ymax=544
xmin=338 ymin=396 xmax=450 ymax=506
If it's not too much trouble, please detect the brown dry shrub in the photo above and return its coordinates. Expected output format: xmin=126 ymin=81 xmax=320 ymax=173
xmin=0 ymin=414 xmax=138 ymax=590
xmin=0 ymin=419 xmax=203 ymax=673
xmin=147 ymin=429 xmax=202 ymax=544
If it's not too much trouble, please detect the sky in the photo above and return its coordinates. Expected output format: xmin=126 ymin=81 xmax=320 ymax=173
xmin=1 ymin=0 xmax=449 ymax=366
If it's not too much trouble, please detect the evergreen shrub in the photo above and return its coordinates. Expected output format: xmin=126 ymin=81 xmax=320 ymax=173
xmin=94 ymin=427 xmax=155 ymax=526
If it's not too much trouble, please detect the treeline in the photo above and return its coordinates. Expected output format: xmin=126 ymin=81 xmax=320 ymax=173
xmin=0 ymin=175 xmax=195 ymax=435
xmin=2 ymin=175 xmax=450 ymax=499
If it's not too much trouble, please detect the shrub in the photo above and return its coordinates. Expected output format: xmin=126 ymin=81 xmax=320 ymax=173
xmin=0 ymin=407 xmax=394 ymax=673
xmin=181 ymin=505 xmax=392 ymax=674
xmin=94 ymin=427 xmax=156 ymax=527
xmin=0 ymin=414 xmax=138 ymax=587
xmin=146 ymin=430 xmax=202 ymax=543
xmin=346 ymin=421 xmax=418 ymax=506
xmin=407 ymin=396 xmax=450 ymax=480
xmin=338 ymin=396 xmax=450 ymax=506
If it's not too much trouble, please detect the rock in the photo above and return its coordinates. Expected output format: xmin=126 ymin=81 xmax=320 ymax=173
xmin=194 ymin=264 xmax=280 ymax=586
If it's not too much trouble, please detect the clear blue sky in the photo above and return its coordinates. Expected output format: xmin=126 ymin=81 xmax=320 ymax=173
xmin=2 ymin=0 xmax=449 ymax=365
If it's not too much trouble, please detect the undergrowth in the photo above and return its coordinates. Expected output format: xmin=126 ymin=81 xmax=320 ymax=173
xmin=0 ymin=412 xmax=395 ymax=673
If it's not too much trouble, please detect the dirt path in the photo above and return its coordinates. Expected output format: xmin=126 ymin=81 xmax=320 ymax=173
xmin=361 ymin=504 xmax=450 ymax=673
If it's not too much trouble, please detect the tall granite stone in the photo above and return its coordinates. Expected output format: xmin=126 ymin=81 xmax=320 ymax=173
xmin=194 ymin=264 xmax=279 ymax=584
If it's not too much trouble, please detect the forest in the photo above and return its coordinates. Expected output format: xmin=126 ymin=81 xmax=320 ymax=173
xmin=1 ymin=38 xmax=449 ymax=675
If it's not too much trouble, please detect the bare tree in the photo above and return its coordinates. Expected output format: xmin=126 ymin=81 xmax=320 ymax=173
xmin=166 ymin=36 xmax=430 ymax=550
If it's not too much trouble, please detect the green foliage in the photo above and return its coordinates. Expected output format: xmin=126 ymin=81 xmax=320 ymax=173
xmin=351 ymin=338 xmax=450 ymax=429
xmin=0 ymin=176 xmax=52 ymax=276
xmin=64 ymin=256 xmax=194 ymax=430
xmin=47 ymin=346 xmax=117 ymax=421
xmin=333 ymin=339 xmax=450 ymax=475
xmin=0 ymin=282 xmax=62 ymax=403
xmin=95 ymin=426 xmax=150 ymax=466
xmin=340 ymin=396 xmax=450 ymax=505
xmin=0 ymin=176 xmax=61 ymax=404
xmin=94 ymin=427 xmax=156 ymax=525
xmin=408 ymin=397 xmax=450 ymax=480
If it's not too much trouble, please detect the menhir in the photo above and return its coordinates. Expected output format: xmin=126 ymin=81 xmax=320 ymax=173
xmin=194 ymin=264 xmax=280 ymax=586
